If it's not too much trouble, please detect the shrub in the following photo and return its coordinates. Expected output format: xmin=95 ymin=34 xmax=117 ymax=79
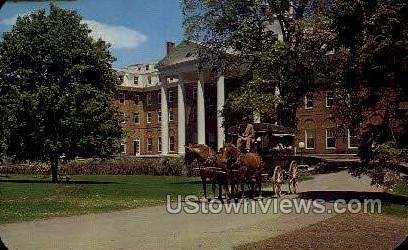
xmin=0 ymin=156 xmax=197 ymax=176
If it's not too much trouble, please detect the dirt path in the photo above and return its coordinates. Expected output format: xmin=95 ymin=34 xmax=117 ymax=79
xmin=0 ymin=171 xmax=384 ymax=250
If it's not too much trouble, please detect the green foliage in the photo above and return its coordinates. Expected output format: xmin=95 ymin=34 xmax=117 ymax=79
xmin=0 ymin=4 xmax=123 ymax=180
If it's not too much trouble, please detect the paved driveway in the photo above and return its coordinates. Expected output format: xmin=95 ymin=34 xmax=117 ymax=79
xmin=0 ymin=171 xmax=382 ymax=250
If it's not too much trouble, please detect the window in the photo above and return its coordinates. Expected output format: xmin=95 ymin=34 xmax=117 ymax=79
xmin=134 ymin=113 xmax=139 ymax=124
xmin=158 ymin=137 xmax=162 ymax=153
xmin=147 ymin=138 xmax=153 ymax=153
xmin=158 ymin=111 xmax=162 ymax=123
xmin=120 ymin=143 xmax=126 ymax=154
xmin=147 ymin=112 xmax=152 ymax=123
xmin=147 ymin=75 xmax=152 ymax=85
xmin=305 ymin=129 xmax=316 ymax=149
xmin=133 ymin=76 xmax=139 ymax=85
xmin=326 ymin=91 xmax=334 ymax=108
xmin=147 ymin=93 xmax=152 ymax=106
xmin=145 ymin=65 xmax=150 ymax=71
xmin=348 ymin=129 xmax=359 ymax=149
xmin=168 ymin=90 xmax=175 ymax=103
xmin=157 ymin=92 xmax=161 ymax=105
xmin=304 ymin=94 xmax=314 ymax=109
xmin=169 ymin=109 xmax=174 ymax=121
xmin=133 ymin=139 xmax=140 ymax=155
xmin=119 ymin=93 xmax=125 ymax=104
xmin=169 ymin=136 xmax=175 ymax=152
xmin=121 ymin=112 xmax=126 ymax=123
xmin=326 ymin=128 xmax=336 ymax=149
xmin=134 ymin=94 xmax=140 ymax=104
xmin=193 ymin=87 xmax=198 ymax=101
xmin=192 ymin=106 xmax=197 ymax=121
xmin=118 ymin=75 xmax=124 ymax=83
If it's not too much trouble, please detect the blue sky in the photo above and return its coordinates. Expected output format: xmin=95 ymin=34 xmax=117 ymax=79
xmin=0 ymin=0 xmax=184 ymax=68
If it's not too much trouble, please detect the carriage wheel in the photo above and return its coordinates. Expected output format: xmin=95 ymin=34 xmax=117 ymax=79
xmin=288 ymin=160 xmax=299 ymax=194
xmin=272 ymin=166 xmax=283 ymax=197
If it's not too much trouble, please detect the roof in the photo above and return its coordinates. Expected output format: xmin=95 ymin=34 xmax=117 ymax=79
xmin=157 ymin=40 xmax=201 ymax=69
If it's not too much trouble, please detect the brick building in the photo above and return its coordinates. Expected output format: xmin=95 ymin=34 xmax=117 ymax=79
xmin=294 ymin=91 xmax=359 ymax=156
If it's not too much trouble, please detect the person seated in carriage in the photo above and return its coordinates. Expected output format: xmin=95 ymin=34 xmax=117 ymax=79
xmin=237 ymin=123 xmax=255 ymax=152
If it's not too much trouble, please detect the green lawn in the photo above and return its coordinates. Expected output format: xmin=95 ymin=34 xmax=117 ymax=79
xmin=0 ymin=175 xmax=202 ymax=224
xmin=383 ymin=181 xmax=408 ymax=218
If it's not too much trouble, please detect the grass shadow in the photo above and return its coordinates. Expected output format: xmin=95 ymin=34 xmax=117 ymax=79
xmin=298 ymin=191 xmax=408 ymax=206
xmin=0 ymin=179 xmax=118 ymax=185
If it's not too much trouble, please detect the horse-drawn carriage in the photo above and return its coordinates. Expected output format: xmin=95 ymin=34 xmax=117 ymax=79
xmin=185 ymin=123 xmax=300 ymax=199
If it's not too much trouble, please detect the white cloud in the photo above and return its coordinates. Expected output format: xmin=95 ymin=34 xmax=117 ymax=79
xmin=84 ymin=20 xmax=147 ymax=49
xmin=0 ymin=13 xmax=147 ymax=50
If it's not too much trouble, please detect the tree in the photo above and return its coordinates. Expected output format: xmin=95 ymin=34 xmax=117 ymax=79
xmin=182 ymin=0 xmax=342 ymax=128
xmin=0 ymin=4 xmax=123 ymax=182
xmin=182 ymin=0 xmax=407 ymax=184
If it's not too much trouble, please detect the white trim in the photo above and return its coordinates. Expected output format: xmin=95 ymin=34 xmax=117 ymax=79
xmin=305 ymin=129 xmax=315 ymax=149
xmin=134 ymin=112 xmax=140 ymax=124
xmin=304 ymin=94 xmax=313 ymax=109
xmin=158 ymin=111 xmax=161 ymax=123
xmin=146 ymin=137 xmax=153 ymax=153
xmin=347 ymin=129 xmax=359 ymax=149
xmin=325 ymin=128 xmax=336 ymax=149
xmin=157 ymin=137 xmax=162 ymax=153
xmin=121 ymin=112 xmax=126 ymax=124
xmin=326 ymin=91 xmax=334 ymax=108
xmin=168 ymin=90 xmax=174 ymax=103
xmin=146 ymin=112 xmax=152 ymax=124
xmin=120 ymin=143 xmax=126 ymax=154
xmin=168 ymin=109 xmax=174 ymax=122
xmin=133 ymin=139 xmax=140 ymax=156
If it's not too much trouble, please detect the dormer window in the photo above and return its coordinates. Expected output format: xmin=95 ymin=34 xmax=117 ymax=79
xmin=133 ymin=76 xmax=139 ymax=85
xmin=118 ymin=75 xmax=124 ymax=83
xmin=145 ymin=65 xmax=150 ymax=71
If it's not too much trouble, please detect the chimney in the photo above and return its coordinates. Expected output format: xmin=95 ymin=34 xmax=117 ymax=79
xmin=166 ymin=41 xmax=175 ymax=56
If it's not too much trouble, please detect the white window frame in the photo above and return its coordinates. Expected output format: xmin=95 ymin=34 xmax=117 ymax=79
xmin=168 ymin=90 xmax=174 ymax=103
xmin=348 ymin=129 xmax=359 ymax=149
xmin=134 ymin=113 xmax=140 ymax=124
xmin=168 ymin=109 xmax=174 ymax=122
xmin=158 ymin=137 xmax=162 ymax=153
xmin=325 ymin=128 xmax=336 ymax=149
xmin=134 ymin=94 xmax=140 ymax=104
xmin=304 ymin=94 xmax=313 ymax=109
xmin=326 ymin=91 xmax=334 ymax=108
xmin=133 ymin=76 xmax=139 ymax=85
xmin=147 ymin=112 xmax=152 ymax=124
xmin=133 ymin=139 xmax=140 ymax=155
xmin=157 ymin=92 xmax=161 ymax=105
xmin=147 ymin=138 xmax=153 ymax=153
xmin=120 ymin=143 xmax=126 ymax=154
xmin=193 ymin=87 xmax=198 ymax=101
xmin=169 ymin=136 xmax=175 ymax=152
xmin=158 ymin=111 xmax=162 ymax=123
xmin=305 ymin=129 xmax=315 ymax=149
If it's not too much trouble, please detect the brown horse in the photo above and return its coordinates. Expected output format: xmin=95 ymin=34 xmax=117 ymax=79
xmin=184 ymin=144 xmax=228 ymax=200
xmin=220 ymin=143 xmax=264 ymax=198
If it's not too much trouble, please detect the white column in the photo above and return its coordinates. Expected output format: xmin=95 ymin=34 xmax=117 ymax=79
xmin=197 ymin=72 xmax=206 ymax=145
xmin=160 ymin=78 xmax=169 ymax=155
xmin=216 ymin=73 xmax=225 ymax=150
xmin=177 ymin=76 xmax=186 ymax=154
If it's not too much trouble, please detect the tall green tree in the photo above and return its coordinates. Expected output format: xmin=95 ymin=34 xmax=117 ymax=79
xmin=0 ymin=4 xmax=123 ymax=182
xmin=182 ymin=0 xmax=342 ymax=128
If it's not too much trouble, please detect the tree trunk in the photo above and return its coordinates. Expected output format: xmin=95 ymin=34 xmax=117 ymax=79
xmin=51 ymin=156 xmax=58 ymax=183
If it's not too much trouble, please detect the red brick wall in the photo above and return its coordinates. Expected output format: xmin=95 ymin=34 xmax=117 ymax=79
xmin=295 ymin=91 xmax=358 ymax=155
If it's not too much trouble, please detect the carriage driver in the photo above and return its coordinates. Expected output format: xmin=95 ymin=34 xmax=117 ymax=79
xmin=237 ymin=123 xmax=255 ymax=152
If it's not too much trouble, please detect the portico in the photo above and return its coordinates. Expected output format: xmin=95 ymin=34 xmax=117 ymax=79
xmin=157 ymin=41 xmax=226 ymax=155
